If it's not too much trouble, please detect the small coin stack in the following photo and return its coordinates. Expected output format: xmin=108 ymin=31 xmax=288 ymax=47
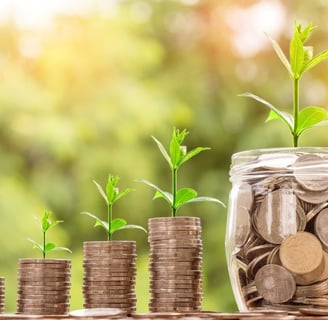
xmin=0 ymin=277 xmax=4 ymax=313
xmin=229 ymin=151 xmax=328 ymax=310
xmin=83 ymin=241 xmax=137 ymax=314
xmin=16 ymin=259 xmax=71 ymax=315
xmin=148 ymin=217 xmax=203 ymax=312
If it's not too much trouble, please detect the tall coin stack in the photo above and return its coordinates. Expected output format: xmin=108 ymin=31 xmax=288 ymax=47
xmin=0 ymin=277 xmax=4 ymax=313
xmin=148 ymin=217 xmax=203 ymax=312
xmin=16 ymin=259 xmax=71 ymax=315
xmin=83 ymin=241 xmax=137 ymax=314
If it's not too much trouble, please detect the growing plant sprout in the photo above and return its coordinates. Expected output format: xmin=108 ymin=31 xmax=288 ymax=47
xmin=241 ymin=21 xmax=328 ymax=147
xmin=138 ymin=128 xmax=225 ymax=217
xmin=82 ymin=174 xmax=147 ymax=240
xmin=27 ymin=210 xmax=72 ymax=259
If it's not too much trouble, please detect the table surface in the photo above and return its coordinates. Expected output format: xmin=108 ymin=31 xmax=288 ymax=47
xmin=1 ymin=309 xmax=328 ymax=319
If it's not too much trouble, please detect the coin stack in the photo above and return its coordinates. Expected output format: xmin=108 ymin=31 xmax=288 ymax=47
xmin=16 ymin=259 xmax=71 ymax=315
xmin=228 ymin=151 xmax=328 ymax=310
xmin=0 ymin=277 xmax=4 ymax=313
xmin=148 ymin=217 xmax=203 ymax=312
xmin=83 ymin=241 xmax=137 ymax=314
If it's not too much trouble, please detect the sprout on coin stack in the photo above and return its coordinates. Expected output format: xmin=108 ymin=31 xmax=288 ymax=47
xmin=81 ymin=174 xmax=146 ymax=314
xmin=17 ymin=210 xmax=71 ymax=315
xmin=226 ymin=21 xmax=328 ymax=313
xmin=138 ymin=128 xmax=225 ymax=312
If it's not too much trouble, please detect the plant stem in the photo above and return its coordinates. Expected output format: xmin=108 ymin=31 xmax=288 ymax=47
xmin=293 ymin=77 xmax=300 ymax=147
xmin=172 ymin=168 xmax=177 ymax=217
xmin=43 ymin=230 xmax=46 ymax=259
xmin=108 ymin=203 xmax=112 ymax=240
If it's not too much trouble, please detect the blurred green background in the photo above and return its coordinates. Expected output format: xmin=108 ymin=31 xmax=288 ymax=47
xmin=1 ymin=0 xmax=328 ymax=313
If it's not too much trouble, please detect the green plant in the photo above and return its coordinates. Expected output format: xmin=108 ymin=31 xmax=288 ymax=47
xmin=138 ymin=128 xmax=225 ymax=217
xmin=27 ymin=210 xmax=72 ymax=259
xmin=82 ymin=174 xmax=147 ymax=240
xmin=241 ymin=21 xmax=328 ymax=147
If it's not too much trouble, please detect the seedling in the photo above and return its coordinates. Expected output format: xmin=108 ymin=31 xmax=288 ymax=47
xmin=138 ymin=128 xmax=225 ymax=217
xmin=27 ymin=210 xmax=72 ymax=259
xmin=241 ymin=21 xmax=328 ymax=147
xmin=82 ymin=174 xmax=147 ymax=240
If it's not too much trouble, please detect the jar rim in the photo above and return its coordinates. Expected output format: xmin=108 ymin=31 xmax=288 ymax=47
xmin=232 ymin=147 xmax=328 ymax=162
xmin=230 ymin=147 xmax=328 ymax=180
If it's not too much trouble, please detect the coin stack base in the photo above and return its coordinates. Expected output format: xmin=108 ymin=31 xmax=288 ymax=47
xmin=148 ymin=217 xmax=203 ymax=312
xmin=0 ymin=277 xmax=4 ymax=314
xmin=83 ymin=241 xmax=137 ymax=315
xmin=16 ymin=259 xmax=71 ymax=315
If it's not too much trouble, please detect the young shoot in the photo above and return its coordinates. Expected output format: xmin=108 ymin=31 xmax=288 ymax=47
xmin=138 ymin=127 xmax=225 ymax=217
xmin=27 ymin=210 xmax=72 ymax=259
xmin=82 ymin=174 xmax=147 ymax=240
xmin=240 ymin=21 xmax=328 ymax=147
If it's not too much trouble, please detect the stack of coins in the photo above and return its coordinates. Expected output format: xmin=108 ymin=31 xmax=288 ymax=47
xmin=148 ymin=217 xmax=203 ymax=312
xmin=0 ymin=277 xmax=4 ymax=313
xmin=83 ymin=241 xmax=137 ymax=314
xmin=228 ymin=151 xmax=328 ymax=310
xmin=16 ymin=259 xmax=71 ymax=315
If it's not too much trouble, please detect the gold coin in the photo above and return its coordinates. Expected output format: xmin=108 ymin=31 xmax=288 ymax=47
xmin=280 ymin=231 xmax=324 ymax=285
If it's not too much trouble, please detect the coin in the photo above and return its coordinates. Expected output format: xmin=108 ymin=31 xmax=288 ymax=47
xmin=254 ymin=264 xmax=296 ymax=304
xmin=280 ymin=231 xmax=324 ymax=285
xmin=234 ymin=207 xmax=251 ymax=248
xmin=315 ymin=208 xmax=328 ymax=249
xmin=70 ymin=308 xmax=127 ymax=318
xmin=255 ymin=189 xmax=298 ymax=244
xmin=293 ymin=154 xmax=328 ymax=191
xmin=19 ymin=258 xmax=71 ymax=265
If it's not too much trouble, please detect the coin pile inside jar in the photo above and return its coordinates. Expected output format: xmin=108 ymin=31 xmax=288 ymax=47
xmin=231 ymin=152 xmax=328 ymax=309
xmin=83 ymin=241 xmax=137 ymax=314
xmin=0 ymin=277 xmax=4 ymax=313
xmin=16 ymin=259 xmax=71 ymax=315
xmin=148 ymin=217 xmax=203 ymax=312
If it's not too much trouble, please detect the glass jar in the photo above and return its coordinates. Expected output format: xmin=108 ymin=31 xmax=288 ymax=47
xmin=226 ymin=147 xmax=328 ymax=312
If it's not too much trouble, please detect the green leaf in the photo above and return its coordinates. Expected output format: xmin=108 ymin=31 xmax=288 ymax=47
xmin=110 ymin=218 xmax=126 ymax=234
xmin=94 ymin=219 xmax=109 ymax=231
xmin=296 ymin=21 xmax=315 ymax=43
xmin=114 ymin=224 xmax=147 ymax=234
xmin=186 ymin=196 xmax=226 ymax=207
xmin=41 ymin=210 xmax=51 ymax=232
xmin=266 ymin=34 xmax=292 ymax=77
xmin=115 ymin=188 xmax=135 ymax=203
xmin=266 ymin=109 xmax=294 ymax=126
xmin=47 ymin=220 xmax=63 ymax=232
xmin=52 ymin=247 xmax=72 ymax=253
xmin=175 ymin=188 xmax=197 ymax=209
xmin=26 ymin=238 xmax=43 ymax=252
xmin=170 ymin=129 xmax=185 ymax=169
xmin=296 ymin=106 xmax=328 ymax=135
xmin=290 ymin=28 xmax=305 ymax=79
xmin=180 ymin=147 xmax=210 ymax=166
xmin=152 ymin=135 xmax=171 ymax=168
xmin=106 ymin=175 xmax=119 ymax=205
xmin=81 ymin=211 xmax=109 ymax=232
xmin=303 ymin=49 xmax=328 ymax=73
xmin=93 ymin=180 xmax=108 ymax=205
xmin=136 ymin=179 xmax=173 ymax=205
xmin=45 ymin=242 xmax=56 ymax=253
xmin=240 ymin=93 xmax=294 ymax=131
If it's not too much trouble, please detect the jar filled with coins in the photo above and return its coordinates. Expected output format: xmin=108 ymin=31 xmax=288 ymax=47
xmin=226 ymin=148 xmax=328 ymax=312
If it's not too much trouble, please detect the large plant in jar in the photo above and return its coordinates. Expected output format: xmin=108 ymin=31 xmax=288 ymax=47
xmin=226 ymin=21 xmax=328 ymax=313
